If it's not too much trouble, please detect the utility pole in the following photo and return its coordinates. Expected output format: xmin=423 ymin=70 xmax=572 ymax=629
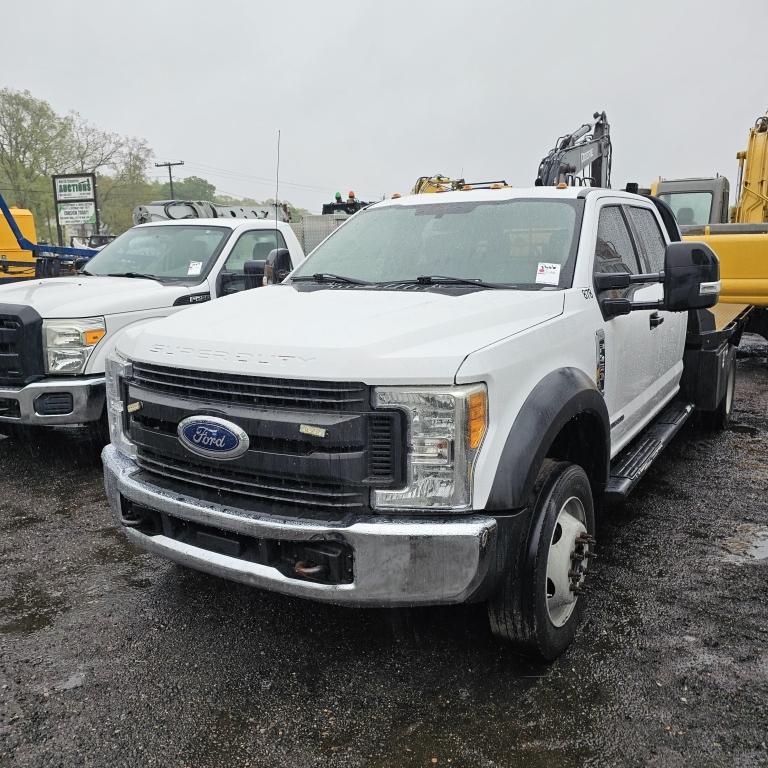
xmin=155 ymin=160 xmax=184 ymax=199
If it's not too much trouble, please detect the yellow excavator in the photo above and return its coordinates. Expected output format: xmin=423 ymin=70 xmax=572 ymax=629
xmin=412 ymin=175 xmax=511 ymax=194
xmin=653 ymin=110 xmax=768 ymax=339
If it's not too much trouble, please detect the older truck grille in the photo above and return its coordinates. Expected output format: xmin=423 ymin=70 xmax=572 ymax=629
xmin=126 ymin=364 xmax=405 ymax=518
xmin=0 ymin=305 xmax=44 ymax=387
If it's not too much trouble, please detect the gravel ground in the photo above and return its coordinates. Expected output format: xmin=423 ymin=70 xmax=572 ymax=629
xmin=1 ymin=336 xmax=766 ymax=768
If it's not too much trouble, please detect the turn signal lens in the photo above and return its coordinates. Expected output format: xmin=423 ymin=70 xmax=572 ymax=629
xmin=84 ymin=328 xmax=106 ymax=345
xmin=468 ymin=391 xmax=487 ymax=449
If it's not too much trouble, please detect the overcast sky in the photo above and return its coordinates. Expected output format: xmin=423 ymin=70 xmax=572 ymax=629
xmin=5 ymin=0 xmax=767 ymax=212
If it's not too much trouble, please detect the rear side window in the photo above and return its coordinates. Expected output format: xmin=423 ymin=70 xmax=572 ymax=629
xmin=594 ymin=207 xmax=640 ymax=275
xmin=627 ymin=207 xmax=666 ymax=272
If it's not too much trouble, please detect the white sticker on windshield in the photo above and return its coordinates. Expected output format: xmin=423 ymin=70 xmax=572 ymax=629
xmin=187 ymin=261 xmax=203 ymax=276
xmin=535 ymin=262 xmax=560 ymax=286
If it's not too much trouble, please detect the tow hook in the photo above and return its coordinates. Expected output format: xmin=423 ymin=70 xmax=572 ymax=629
xmin=294 ymin=561 xmax=326 ymax=578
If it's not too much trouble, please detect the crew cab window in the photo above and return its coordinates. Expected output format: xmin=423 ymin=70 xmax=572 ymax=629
xmin=627 ymin=207 xmax=666 ymax=272
xmin=223 ymin=230 xmax=287 ymax=273
xmin=594 ymin=206 xmax=641 ymax=277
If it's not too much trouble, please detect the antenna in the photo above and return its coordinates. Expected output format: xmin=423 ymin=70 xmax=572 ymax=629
xmin=275 ymin=130 xmax=281 ymax=222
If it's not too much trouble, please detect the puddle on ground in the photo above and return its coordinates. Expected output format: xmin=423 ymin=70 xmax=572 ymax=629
xmin=0 ymin=510 xmax=43 ymax=532
xmin=0 ymin=582 xmax=67 ymax=634
xmin=722 ymin=524 xmax=768 ymax=562
xmin=727 ymin=423 xmax=760 ymax=437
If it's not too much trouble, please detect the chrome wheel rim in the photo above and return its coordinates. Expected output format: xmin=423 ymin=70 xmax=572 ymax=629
xmin=545 ymin=495 xmax=590 ymax=627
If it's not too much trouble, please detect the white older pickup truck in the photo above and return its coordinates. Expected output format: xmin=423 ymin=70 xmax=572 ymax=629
xmin=0 ymin=219 xmax=303 ymax=434
xmin=102 ymin=186 xmax=731 ymax=659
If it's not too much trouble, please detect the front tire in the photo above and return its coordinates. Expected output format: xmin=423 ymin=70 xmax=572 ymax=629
xmin=487 ymin=460 xmax=596 ymax=660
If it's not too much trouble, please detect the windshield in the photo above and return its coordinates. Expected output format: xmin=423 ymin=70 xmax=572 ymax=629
xmin=85 ymin=225 xmax=231 ymax=280
xmin=657 ymin=191 xmax=713 ymax=226
xmin=290 ymin=199 xmax=580 ymax=288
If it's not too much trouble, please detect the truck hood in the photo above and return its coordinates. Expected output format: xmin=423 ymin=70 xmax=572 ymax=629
xmin=122 ymin=285 xmax=564 ymax=384
xmin=0 ymin=276 xmax=189 ymax=317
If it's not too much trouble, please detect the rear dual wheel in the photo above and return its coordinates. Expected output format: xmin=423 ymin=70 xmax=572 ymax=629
xmin=701 ymin=352 xmax=736 ymax=431
xmin=488 ymin=460 xmax=596 ymax=660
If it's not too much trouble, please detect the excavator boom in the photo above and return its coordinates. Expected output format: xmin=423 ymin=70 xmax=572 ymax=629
xmin=536 ymin=111 xmax=611 ymax=188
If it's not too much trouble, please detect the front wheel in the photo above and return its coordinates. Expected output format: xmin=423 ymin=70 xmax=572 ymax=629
xmin=487 ymin=460 xmax=596 ymax=660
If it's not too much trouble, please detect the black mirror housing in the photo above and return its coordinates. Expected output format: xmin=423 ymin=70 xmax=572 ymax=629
xmin=264 ymin=248 xmax=292 ymax=285
xmin=663 ymin=241 xmax=720 ymax=312
xmin=243 ymin=259 xmax=266 ymax=290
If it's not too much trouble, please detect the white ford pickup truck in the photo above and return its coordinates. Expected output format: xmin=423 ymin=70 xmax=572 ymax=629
xmin=0 ymin=218 xmax=303 ymax=434
xmin=102 ymin=186 xmax=733 ymax=659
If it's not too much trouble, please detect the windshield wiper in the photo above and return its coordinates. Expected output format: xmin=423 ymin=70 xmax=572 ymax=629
xmin=380 ymin=275 xmax=509 ymax=289
xmin=291 ymin=273 xmax=372 ymax=285
xmin=79 ymin=269 xmax=93 ymax=276
xmin=106 ymin=272 xmax=163 ymax=282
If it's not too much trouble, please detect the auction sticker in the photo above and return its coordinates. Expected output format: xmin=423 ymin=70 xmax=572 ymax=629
xmin=187 ymin=261 xmax=203 ymax=276
xmin=535 ymin=262 xmax=560 ymax=286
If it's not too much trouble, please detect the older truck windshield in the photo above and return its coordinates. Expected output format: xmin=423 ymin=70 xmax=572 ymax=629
xmin=85 ymin=225 xmax=231 ymax=280
xmin=291 ymin=199 xmax=580 ymax=288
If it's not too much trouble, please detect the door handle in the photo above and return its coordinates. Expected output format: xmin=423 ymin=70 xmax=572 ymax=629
xmin=650 ymin=312 xmax=664 ymax=329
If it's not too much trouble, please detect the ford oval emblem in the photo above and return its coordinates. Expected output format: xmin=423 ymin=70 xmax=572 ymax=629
xmin=177 ymin=416 xmax=250 ymax=460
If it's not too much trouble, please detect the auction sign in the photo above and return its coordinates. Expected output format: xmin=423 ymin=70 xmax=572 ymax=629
xmin=52 ymin=173 xmax=100 ymax=243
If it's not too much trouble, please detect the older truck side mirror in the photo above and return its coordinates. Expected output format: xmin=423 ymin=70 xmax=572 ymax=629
xmin=243 ymin=259 xmax=266 ymax=290
xmin=264 ymin=248 xmax=292 ymax=285
xmin=595 ymin=241 xmax=720 ymax=318
xmin=662 ymin=241 xmax=720 ymax=311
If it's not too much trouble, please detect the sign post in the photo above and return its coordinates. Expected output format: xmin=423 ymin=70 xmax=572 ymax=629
xmin=52 ymin=173 xmax=99 ymax=246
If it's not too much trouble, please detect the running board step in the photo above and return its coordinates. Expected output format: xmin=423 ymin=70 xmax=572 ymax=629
xmin=605 ymin=401 xmax=694 ymax=503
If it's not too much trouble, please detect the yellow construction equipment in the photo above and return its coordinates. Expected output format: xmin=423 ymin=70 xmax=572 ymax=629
xmin=0 ymin=205 xmax=37 ymax=283
xmin=732 ymin=113 xmax=768 ymax=223
xmin=654 ymin=111 xmax=768 ymax=319
xmin=413 ymin=175 xmax=511 ymax=194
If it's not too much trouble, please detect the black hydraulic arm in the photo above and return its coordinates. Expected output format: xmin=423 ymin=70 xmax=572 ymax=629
xmin=536 ymin=111 xmax=612 ymax=188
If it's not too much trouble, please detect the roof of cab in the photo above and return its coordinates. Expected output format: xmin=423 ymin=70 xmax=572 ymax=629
xmin=370 ymin=186 xmax=644 ymax=208
xmin=133 ymin=218 xmax=293 ymax=231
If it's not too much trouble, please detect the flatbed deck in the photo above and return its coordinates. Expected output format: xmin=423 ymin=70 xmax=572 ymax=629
xmin=709 ymin=302 xmax=751 ymax=332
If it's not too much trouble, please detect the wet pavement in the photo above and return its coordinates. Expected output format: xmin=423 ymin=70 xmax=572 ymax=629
xmin=1 ymin=336 xmax=766 ymax=767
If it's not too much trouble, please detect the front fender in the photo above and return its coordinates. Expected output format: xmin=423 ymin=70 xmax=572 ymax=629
xmin=485 ymin=367 xmax=609 ymax=510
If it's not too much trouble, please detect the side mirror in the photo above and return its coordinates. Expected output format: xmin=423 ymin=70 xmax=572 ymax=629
xmin=663 ymin=241 xmax=720 ymax=311
xmin=264 ymin=248 xmax=292 ymax=285
xmin=243 ymin=259 xmax=266 ymax=290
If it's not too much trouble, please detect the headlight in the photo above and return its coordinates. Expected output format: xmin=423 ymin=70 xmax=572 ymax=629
xmin=373 ymin=384 xmax=487 ymax=512
xmin=43 ymin=317 xmax=106 ymax=375
xmin=105 ymin=349 xmax=136 ymax=459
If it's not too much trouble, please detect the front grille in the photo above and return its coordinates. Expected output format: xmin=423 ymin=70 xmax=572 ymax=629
xmin=0 ymin=317 xmax=23 ymax=384
xmin=136 ymin=446 xmax=368 ymax=512
xmin=127 ymin=364 xmax=406 ymax=517
xmin=0 ymin=305 xmax=44 ymax=386
xmin=131 ymin=361 xmax=368 ymax=411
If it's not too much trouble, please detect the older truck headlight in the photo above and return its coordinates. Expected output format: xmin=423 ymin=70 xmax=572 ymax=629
xmin=373 ymin=384 xmax=487 ymax=511
xmin=105 ymin=350 xmax=136 ymax=459
xmin=43 ymin=317 xmax=106 ymax=374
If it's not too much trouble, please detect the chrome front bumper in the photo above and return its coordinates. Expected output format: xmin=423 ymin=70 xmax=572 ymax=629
xmin=0 ymin=376 xmax=105 ymax=425
xmin=103 ymin=445 xmax=498 ymax=607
